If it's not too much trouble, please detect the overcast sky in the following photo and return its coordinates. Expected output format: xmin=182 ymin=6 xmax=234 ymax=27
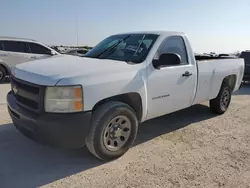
xmin=1 ymin=0 xmax=250 ymax=53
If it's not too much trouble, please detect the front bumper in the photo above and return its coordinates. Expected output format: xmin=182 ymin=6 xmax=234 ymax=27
xmin=7 ymin=91 xmax=92 ymax=149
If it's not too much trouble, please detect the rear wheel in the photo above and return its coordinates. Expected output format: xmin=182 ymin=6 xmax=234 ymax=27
xmin=86 ymin=101 xmax=138 ymax=161
xmin=0 ymin=66 xmax=6 ymax=83
xmin=209 ymin=83 xmax=231 ymax=114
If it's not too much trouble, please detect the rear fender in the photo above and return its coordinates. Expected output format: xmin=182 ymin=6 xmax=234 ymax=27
xmin=212 ymin=75 xmax=237 ymax=99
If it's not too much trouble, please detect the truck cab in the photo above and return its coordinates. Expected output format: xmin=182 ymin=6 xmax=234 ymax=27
xmin=143 ymin=33 xmax=198 ymax=119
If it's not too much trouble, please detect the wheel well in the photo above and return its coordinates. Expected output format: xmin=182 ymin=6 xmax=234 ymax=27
xmin=0 ymin=64 xmax=9 ymax=75
xmin=92 ymin=93 xmax=143 ymax=122
xmin=223 ymin=75 xmax=237 ymax=91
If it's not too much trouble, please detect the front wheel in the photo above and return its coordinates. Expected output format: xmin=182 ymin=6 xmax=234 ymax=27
xmin=209 ymin=83 xmax=231 ymax=114
xmin=86 ymin=101 xmax=138 ymax=161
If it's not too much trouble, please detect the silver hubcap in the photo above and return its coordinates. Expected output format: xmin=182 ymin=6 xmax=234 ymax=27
xmin=221 ymin=89 xmax=230 ymax=109
xmin=103 ymin=115 xmax=132 ymax=151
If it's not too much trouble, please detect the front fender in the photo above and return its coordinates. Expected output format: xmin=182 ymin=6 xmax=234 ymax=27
xmin=84 ymin=72 xmax=146 ymax=111
xmin=56 ymin=66 xmax=147 ymax=121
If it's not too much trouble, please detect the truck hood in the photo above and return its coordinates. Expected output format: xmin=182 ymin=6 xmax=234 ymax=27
xmin=13 ymin=55 xmax=136 ymax=85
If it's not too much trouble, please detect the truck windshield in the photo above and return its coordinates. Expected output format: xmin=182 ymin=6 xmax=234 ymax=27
xmin=84 ymin=34 xmax=159 ymax=63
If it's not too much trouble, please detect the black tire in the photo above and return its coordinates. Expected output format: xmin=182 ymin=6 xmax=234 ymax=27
xmin=0 ymin=66 xmax=6 ymax=83
xmin=86 ymin=101 xmax=138 ymax=161
xmin=209 ymin=83 xmax=231 ymax=114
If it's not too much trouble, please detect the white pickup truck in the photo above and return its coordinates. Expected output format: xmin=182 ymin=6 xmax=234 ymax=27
xmin=7 ymin=31 xmax=244 ymax=161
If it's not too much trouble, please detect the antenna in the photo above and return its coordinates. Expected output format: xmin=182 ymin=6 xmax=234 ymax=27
xmin=75 ymin=0 xmax=79 ymax=47
xmin=76 ymin=12 xmax=79 ymax=46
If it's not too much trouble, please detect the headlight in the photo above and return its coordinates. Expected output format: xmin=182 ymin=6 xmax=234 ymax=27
xmin=44 ymin=86 xmax=83 ymax=113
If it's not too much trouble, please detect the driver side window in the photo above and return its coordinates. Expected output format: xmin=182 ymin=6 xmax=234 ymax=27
xmin=156 ymin=36 xmax=188 ymax=65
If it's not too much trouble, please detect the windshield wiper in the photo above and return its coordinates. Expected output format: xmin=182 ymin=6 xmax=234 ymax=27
xmin=95 ymin=35 xmax=131 ymax=58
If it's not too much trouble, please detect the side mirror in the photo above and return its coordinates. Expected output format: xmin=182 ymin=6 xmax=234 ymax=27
xmin=153 ymin=53 xmax=181 ymax=69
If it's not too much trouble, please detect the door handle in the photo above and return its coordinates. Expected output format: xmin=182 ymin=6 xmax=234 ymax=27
xmin=0 ymin=54 xmax=8 ymax=57
xmin=30 ymin=56 xmax=37 ymax=59
xmin=182 ymin=71 xmax=192 ymax=77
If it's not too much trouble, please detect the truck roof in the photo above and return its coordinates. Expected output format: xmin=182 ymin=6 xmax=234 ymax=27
xmin=0 ymin=36 xmax=36 ymax=42
xmin=112 ymin=31 xmax=185 ymax=37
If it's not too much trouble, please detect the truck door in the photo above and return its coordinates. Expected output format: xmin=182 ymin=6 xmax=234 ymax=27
xmin=146 ymin=36 xmax=197 ymax=120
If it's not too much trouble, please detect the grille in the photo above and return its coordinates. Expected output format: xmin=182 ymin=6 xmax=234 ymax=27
xmin=10 ymin=76 xmax=44 ymax=112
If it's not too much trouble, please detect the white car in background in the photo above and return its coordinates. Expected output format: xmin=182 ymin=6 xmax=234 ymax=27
xmin=0 ymin=37 xmax=60 ymax=82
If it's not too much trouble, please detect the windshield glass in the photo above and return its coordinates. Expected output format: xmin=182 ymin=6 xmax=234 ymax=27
xmin=84 ymin=34 xmax=159 ymax=63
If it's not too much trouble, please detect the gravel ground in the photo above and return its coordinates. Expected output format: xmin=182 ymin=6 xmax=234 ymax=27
xmin=0 ymin=83 xmax=250 ymax=188
xmin=0 ymin=83 xmax=10 ymax=104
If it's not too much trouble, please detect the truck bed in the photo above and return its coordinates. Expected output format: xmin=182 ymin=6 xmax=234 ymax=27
xmin=193 ymin=58 xmax=244 ymax=105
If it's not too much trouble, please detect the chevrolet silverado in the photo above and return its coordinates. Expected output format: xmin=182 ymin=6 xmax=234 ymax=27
xmin=7 ymin=31 xmax=244 ymax=161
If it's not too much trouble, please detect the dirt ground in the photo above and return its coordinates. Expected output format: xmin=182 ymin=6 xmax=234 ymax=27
xmin=0 ymin=84 xmax=249 ymax=188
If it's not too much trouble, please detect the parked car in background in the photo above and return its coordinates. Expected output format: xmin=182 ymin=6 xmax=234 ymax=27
xmin=239 ymin=51 xmax=250 ymax=82
xmin=218 ymin=53 xmax=229 ymax=57
xmin=7 ymin=31 xmax=244 ymax=161
xmin=63 ymin=48 xmax=89 ymax=56
xmin=0 ymin=37 xmax=60 ymax=82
